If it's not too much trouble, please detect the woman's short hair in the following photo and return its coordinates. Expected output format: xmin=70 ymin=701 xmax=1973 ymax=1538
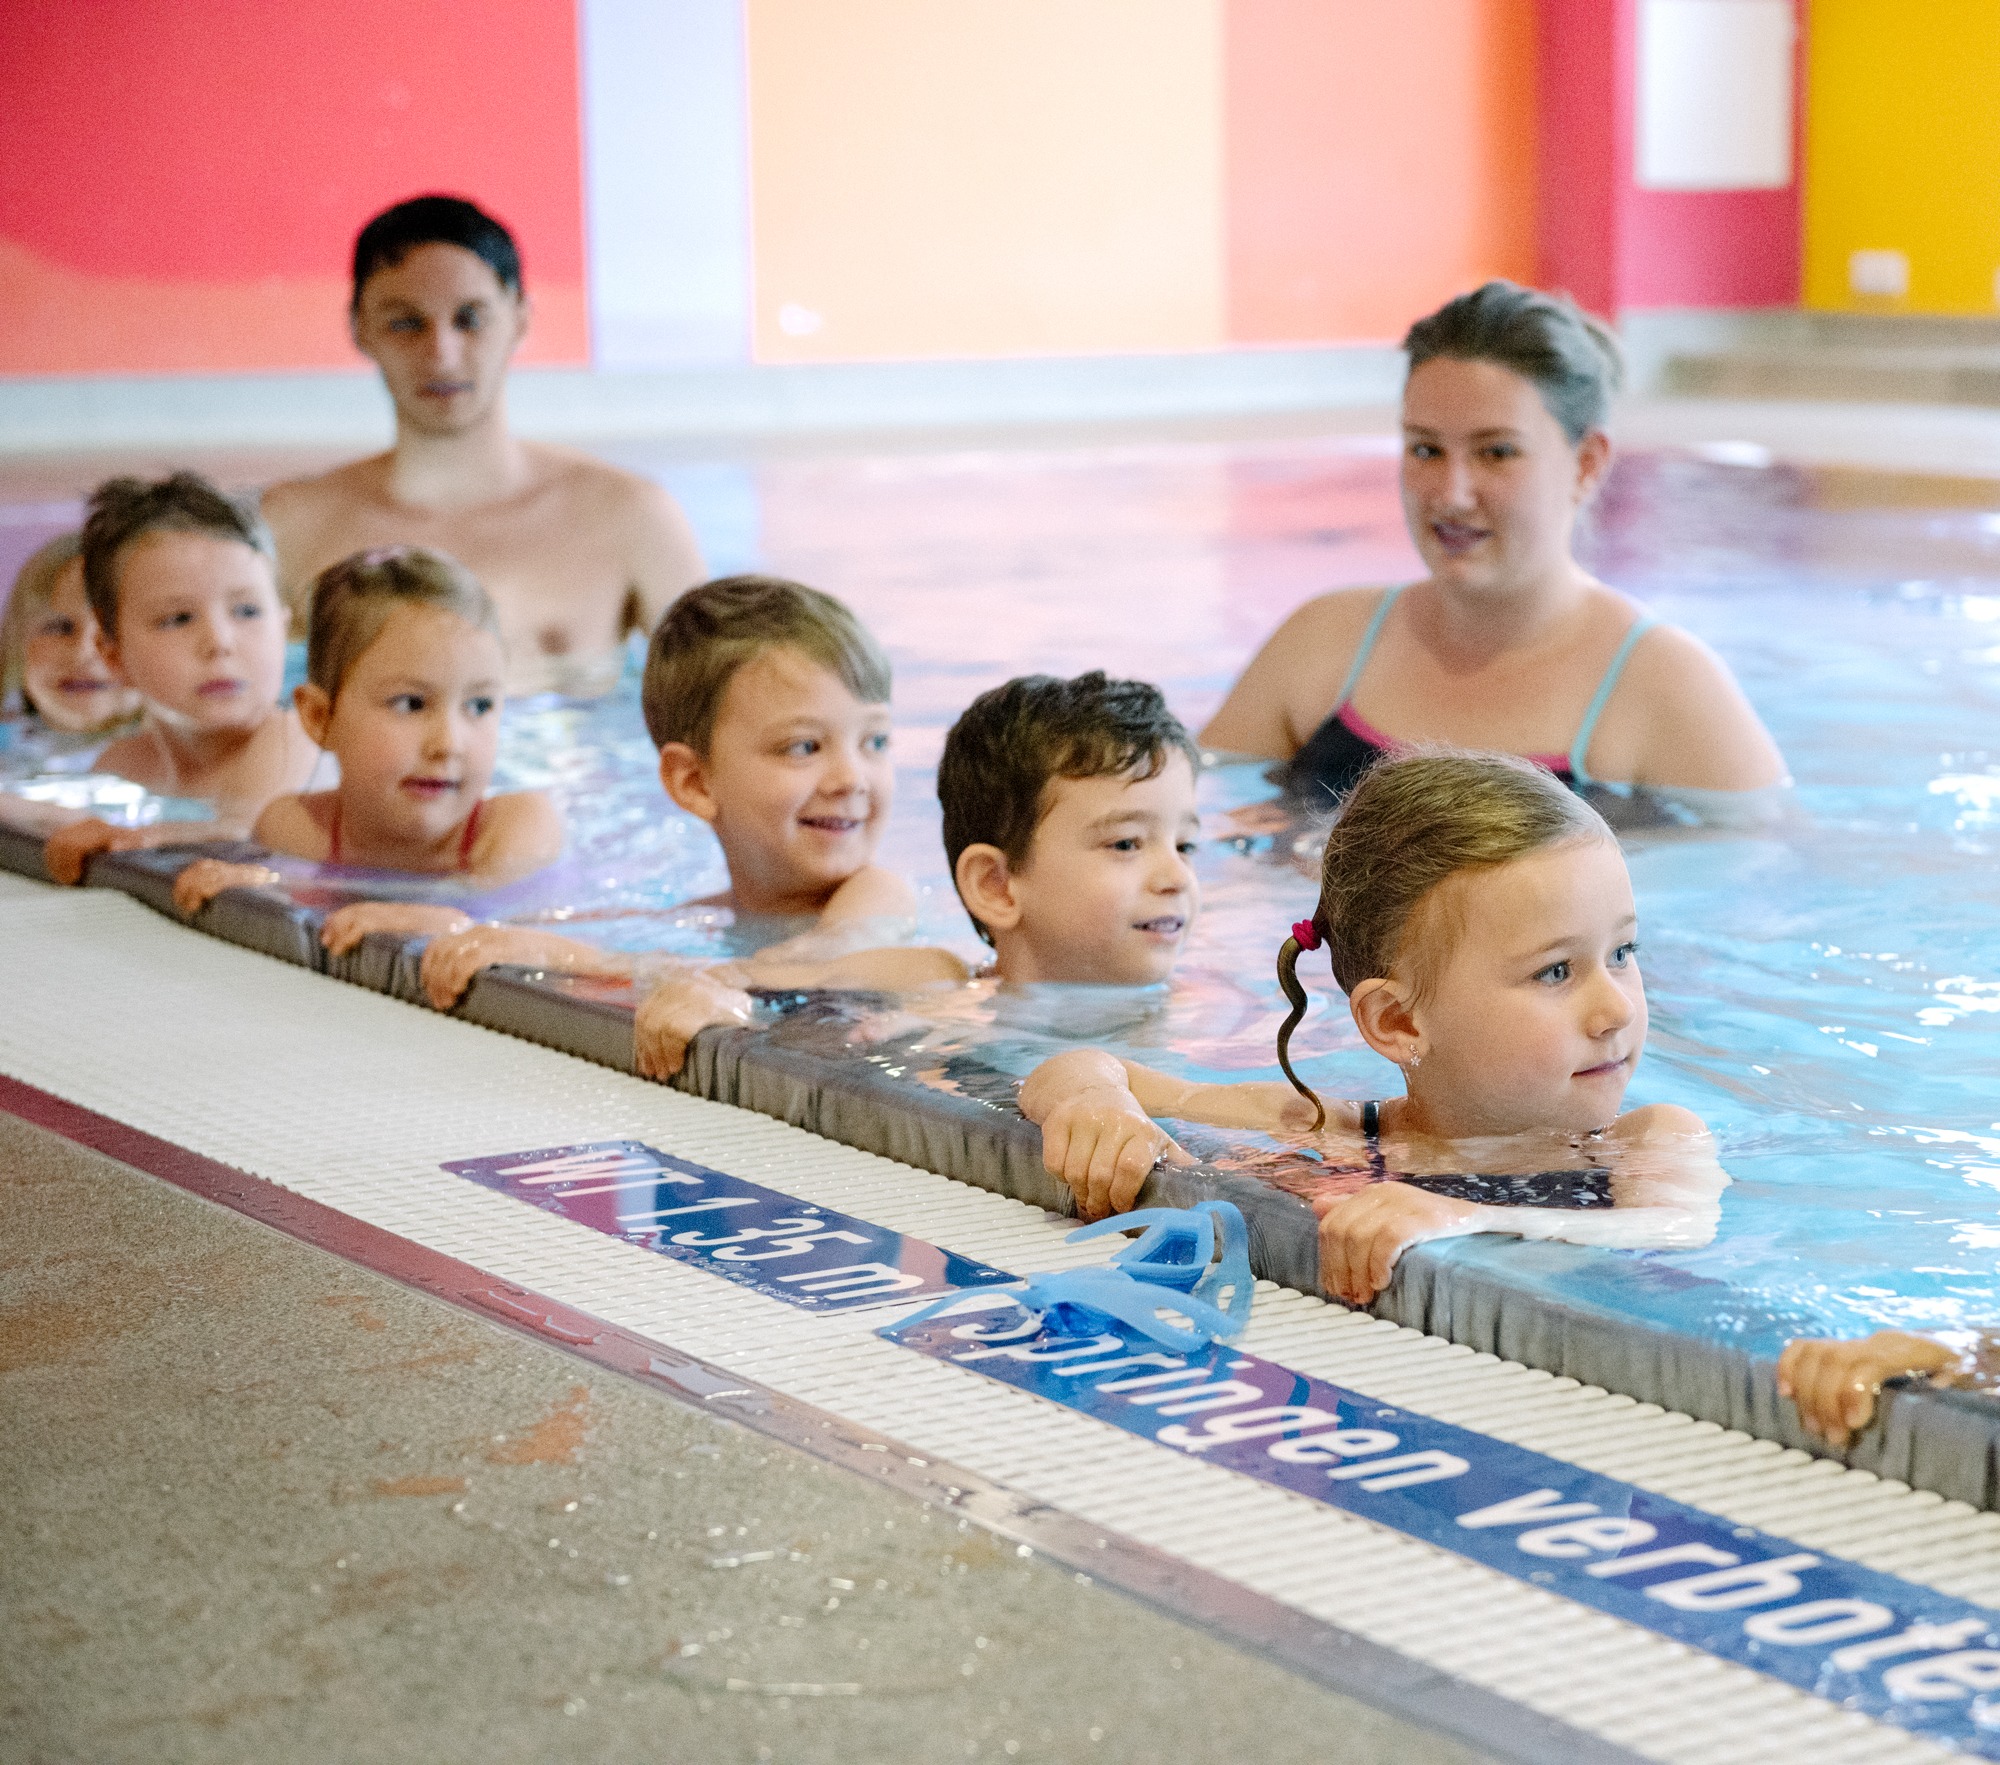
xmin=1 ymin=531 xmax=84 ymax=714
xmin=641 ymin=575 xmax=891 ymax=756
xmin=305 ymin=546 xmax=499 ymax=701
xmin=351 ymin=194 xmax=522 ymax=310
xmin=80 ymin=473 xmax=274 ymax=637
xmin=1404 ymin=281 xmax=1625 ymax=443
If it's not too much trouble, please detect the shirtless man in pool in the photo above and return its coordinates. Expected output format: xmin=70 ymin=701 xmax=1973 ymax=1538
xmin=264 ymin=196 xmax=705 ymax=698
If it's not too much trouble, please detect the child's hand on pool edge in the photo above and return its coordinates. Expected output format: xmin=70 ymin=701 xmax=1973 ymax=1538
xmin=44 ymin=817 xmax=149 ymax=886
xmin=420 ymin=924 xmax=624 ymax=1010
xmin=1776 ymin=1330 xmax=1961 ymax=1449
xmin=1020 ymin=1050 xmax=1196 ymax=1222
xmin=1312 ymin=1183 xmax=1490 ymax=1308
xmin=320 ymin=902 xmax=474 ymax=958
xmin=172 ymin=857 xmax=283 ymax=917
xmin=633 ymin=970 xmax=756 ymax=1080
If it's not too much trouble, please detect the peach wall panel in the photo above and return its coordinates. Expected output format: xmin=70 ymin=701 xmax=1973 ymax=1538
xmin=745 ymin=0 xmax=1226 ymax=361
xmin=1224 ymin=0 xmax=1538 ymax=345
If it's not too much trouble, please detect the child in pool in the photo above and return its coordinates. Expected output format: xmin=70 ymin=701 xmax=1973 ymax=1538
xmin=611 ymin=669 xmax=1201 ymax=1080
xmin=0 ymin=532 xmax=140 ymax=737
xmin=416 ymin=574 xmax=915 ymax=1005
xmin=1777 ymin=1329 xmax=2000 ymax=1450
xmin=1020 ymin=749 xmax=1728 ymax=1303
xmin=170 ymin=547 xmax=563 ymax=938
xmin=13 ymin=474 xmax=321 ymax=882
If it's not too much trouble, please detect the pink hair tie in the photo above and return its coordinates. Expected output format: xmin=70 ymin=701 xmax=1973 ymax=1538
xmin=1290 ymin=918 xmax=1322 ymax=951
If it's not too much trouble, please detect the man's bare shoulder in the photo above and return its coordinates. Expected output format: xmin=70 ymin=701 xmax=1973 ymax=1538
xmin=263 ymin=455 xmax=394 ymax=527
xmin=523 ymin=442 xmax=670 ymax=518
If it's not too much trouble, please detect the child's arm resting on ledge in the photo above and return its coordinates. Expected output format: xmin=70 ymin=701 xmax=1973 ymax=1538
xmin=420 ymin=926 xmax=632 ymax=1009
xmin=631 ymin=943 xmax=972 ymax=1081
xmin=321 ymin=903 xmax=476 ymax=957
xmin=38 ymin=814 xmax=251 ymax=886
xmin=173 ymin=858 xmax=284 ymax=916
xmin=1019 ymin=1051 xmax=1199 ymax=1222
xmin=1314 ymin=1105 xmax=1728 ymax=1308
xmin=634 ymin=968 xmax=757 ymax=1080
xmin=1777 ymin=1329 xmax=2000 ymax=1449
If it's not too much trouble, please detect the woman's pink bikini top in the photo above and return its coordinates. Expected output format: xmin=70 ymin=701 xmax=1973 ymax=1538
xmin=1279 ymin=586 xmax=1658 ymax=805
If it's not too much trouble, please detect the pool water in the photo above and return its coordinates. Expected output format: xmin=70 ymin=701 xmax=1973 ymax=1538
xmin=8 ymin=436 xmax=2000 ymax=1352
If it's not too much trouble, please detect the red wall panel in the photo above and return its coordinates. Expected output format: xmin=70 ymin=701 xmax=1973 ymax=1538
xmin=1535 ymin=0 xmax=1800 ymax=318
xmin=0 ymin=0 xmax=588 ymax=375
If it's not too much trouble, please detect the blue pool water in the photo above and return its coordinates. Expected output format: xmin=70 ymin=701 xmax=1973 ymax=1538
xmin=8 ymin=438 xmax=2000 ymax=1351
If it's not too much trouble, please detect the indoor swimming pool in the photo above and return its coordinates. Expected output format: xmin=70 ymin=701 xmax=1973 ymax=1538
xmin=6 ymin=435 xmax=2000 ymax=1362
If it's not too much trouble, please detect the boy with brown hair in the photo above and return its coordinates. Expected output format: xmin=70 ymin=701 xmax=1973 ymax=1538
xmin=9 ymin=472 xmax=321 ymax=882
xmin=598 ymin=668 xmax=1204 ymax=1081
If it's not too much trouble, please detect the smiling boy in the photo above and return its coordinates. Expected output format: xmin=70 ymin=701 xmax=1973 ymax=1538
xmin=418 ymin=575 xmax=914 ymax=1005
xmin=10 ymin=474 xmax=322 ymax=883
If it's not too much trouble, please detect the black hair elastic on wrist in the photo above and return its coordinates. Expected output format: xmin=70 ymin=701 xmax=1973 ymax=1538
xmin=1275 ymin=914 xmax=1327 ymax=1134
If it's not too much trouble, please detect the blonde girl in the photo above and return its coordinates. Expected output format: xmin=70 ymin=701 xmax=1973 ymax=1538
xmin=1021 ymin=749 xmax=1727 ymax=1305
xmin=173 ymin=546 xmax=562 ymax=948
xmin=1 ymin=532 xmax=140 ymax=735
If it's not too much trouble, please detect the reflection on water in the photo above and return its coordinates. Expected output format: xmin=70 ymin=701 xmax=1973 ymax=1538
xmin=8 ymin=441 xmax=2000 ymax=1351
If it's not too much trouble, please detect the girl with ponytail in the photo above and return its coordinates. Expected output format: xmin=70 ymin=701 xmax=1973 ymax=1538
xmin=1020 ymin=748 xmax=1728 ymax=1307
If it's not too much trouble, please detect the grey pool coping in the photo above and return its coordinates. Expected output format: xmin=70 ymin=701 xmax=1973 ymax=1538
xmin=5 ymin=825 xmax=1997 ymax=1509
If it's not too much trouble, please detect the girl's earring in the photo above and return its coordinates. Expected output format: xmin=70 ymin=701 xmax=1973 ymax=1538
xmin=1405 ymin=1050 xmax=1424 ymax=1073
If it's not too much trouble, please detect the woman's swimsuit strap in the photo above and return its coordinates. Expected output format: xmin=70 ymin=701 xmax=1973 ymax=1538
xmin=1567 ymin=613 xmax=1659 ymax=789
xmin=1329 ymin=586 xmax=1403 ymax=712
xmin=1282 ymin=598 xmax=1659 ymax=803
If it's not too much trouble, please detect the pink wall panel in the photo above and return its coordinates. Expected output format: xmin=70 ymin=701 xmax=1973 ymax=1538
xmin=0 ymin=0 xmax=588 ymax=375
xmin=1535 ymin=0 xmax=1800 ymax=318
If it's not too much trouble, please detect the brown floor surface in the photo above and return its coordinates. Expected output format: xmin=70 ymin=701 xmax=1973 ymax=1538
xmin=0 ymin=1112 xmax=1494 ymax=1765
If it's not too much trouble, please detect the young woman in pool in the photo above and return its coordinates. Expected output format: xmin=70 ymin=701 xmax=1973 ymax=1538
xmin=1020 ymin=749 xmax=1728 ymax=1306
xmin=0 ymin=532 xmax=140 ymax=739
xmin=1202 ymin=281 xmax=1785 ymax=811
xmin=171 ymin=546 xmax=562 ymax=943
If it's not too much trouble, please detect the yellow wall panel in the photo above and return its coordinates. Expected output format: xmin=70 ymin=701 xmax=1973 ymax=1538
xmin=745 ymin=0 xmax=1225 ymax=361
xmin=1805 ymin=0 xmax=2000 ymax=315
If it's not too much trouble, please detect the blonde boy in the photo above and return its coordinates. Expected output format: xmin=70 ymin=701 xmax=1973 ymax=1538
xmin=420 ymin=574 xmax=913 ymax=1000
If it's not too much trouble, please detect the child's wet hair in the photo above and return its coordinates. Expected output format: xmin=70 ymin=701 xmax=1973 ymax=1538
xmin=1404 ymin=280 xmax=1624 ymax=444
xmin=1 ymin=531 xmax=83 ymax=715
xmin=641 ymin=574 xmax=891 ymax=756
xmin=1276 ymin=748 xmax=1613 ymax=1124
xmin=80 ymin=473 xmax=274 ymax=637
xmin=939 ymin=670 xmax=1199 ymax=945
xmin=305 ymin=546 xmax=499 ymax=702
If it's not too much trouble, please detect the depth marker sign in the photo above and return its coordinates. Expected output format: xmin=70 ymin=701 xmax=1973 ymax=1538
xmin=886 ymin=1293 xmax=2000 ymax=1756
xmin=444 ymin=1140 xmax=1014 ymax=1311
